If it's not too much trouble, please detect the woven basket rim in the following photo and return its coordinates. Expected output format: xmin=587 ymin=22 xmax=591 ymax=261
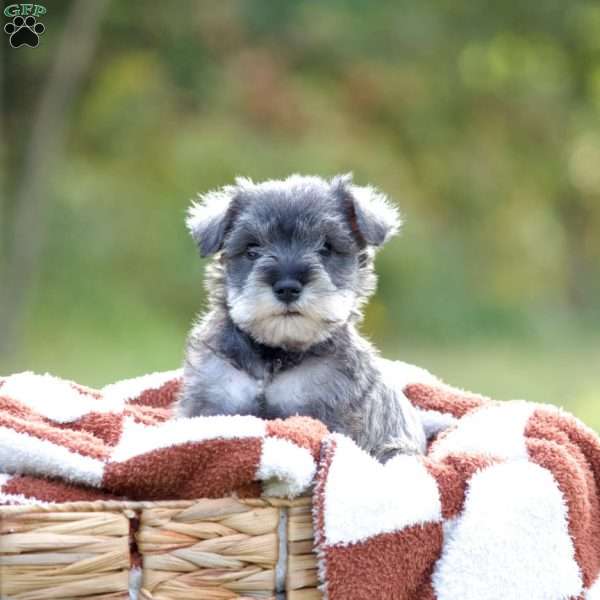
xmin=0 ymin=495 xmax=311 ymax=515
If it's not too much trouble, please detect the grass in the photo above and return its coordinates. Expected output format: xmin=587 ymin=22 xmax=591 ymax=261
xmin=388 ymin=336 xmax=600 ymax=432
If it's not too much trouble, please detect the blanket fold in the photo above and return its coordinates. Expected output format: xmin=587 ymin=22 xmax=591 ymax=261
xmin=1 ymin=367 xmax=599 ymax=599
xmin=0 ymin=370 xmax=325 ymax=503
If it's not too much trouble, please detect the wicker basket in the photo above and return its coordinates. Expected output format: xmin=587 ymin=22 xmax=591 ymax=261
xmin=0 ymin=498 xmax=320 ymax=600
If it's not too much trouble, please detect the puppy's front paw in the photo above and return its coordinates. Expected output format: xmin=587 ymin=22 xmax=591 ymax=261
xmin=379 ymin=437 xmax=425 ymax=463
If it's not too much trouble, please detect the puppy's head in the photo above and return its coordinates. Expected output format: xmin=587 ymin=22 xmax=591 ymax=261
xmin=187 ymin=174 xmax=401 ymax=350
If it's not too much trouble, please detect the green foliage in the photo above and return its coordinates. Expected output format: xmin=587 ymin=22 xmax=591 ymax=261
xmin=2 ymin=0 xmax=598 ymax=428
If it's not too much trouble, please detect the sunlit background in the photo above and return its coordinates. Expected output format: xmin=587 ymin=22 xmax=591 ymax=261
xmin=2 ymin=1 xmax=599 ymax=429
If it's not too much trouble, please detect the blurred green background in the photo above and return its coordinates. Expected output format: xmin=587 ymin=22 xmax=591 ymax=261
xmin=1 ymin=1 xmax=599 ymax=429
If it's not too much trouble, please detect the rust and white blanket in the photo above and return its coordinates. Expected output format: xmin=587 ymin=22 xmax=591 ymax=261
xmin=0 ymin=369 xmax=325 ymax=504
xmin=1 ymin=367 xmax=599 ymax=599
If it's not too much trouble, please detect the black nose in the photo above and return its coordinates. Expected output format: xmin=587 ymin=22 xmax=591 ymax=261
xmin=273 ymin=279 xmax=303 ymax=304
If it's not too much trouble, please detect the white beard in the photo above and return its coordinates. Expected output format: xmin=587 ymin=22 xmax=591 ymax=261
xmin=227 ymin=273 xmax=355 ymax=349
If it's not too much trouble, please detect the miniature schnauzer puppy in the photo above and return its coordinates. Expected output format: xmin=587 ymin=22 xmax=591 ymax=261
xmin=176 ymin=174 xmax=426 ymax=461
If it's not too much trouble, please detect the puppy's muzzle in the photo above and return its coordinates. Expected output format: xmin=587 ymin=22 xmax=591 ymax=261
xmin=273 ymin=278 xmax=303 ymax=304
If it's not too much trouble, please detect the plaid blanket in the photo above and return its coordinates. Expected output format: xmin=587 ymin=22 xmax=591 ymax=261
xmin=1 ymin=367 xmax=599 ymax=599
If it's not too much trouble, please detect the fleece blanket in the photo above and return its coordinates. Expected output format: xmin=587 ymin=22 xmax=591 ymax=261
xmin=1 ymin=367 xmax=599 ymax=599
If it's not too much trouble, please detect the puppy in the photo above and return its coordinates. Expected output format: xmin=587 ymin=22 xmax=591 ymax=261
xmin=176 ymin=174 xmax=426 ymax=461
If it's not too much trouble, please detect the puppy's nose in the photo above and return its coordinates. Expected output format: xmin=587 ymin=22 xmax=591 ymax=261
xmin=273 ymin=279 xmax=302 ymax=304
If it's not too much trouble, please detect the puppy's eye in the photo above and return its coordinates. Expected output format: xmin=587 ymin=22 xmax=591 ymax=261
xmin=245 ymin=245 xmax=260 ymax=260
xmin=318 ymin=242 xmax=332 ymax=257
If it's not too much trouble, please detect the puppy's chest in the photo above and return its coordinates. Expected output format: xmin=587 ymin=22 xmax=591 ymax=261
xmin=264 ymin=361 xmax=325 ymax=417
xmin=236 ymin=358 xmax=335 ymax=418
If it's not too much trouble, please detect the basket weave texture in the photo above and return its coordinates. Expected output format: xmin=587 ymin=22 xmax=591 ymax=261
xmin=0 ymin=497 xmax=320 ymax=600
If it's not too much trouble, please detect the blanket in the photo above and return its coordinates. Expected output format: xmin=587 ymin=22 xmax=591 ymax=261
xmin=1 ymin=366 xmax=599 ymax=599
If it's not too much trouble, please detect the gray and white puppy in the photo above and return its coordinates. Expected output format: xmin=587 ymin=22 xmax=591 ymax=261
xmin=176 ymin=174 xmax=426 ymax=461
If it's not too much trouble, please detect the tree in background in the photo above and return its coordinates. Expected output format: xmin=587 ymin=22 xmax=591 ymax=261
xmin=1 ymin=1 xmax=599 ymax=423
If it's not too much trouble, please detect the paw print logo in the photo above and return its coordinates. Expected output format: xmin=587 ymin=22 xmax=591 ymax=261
xmin=4 ymin=15 xmax=45 ymax=48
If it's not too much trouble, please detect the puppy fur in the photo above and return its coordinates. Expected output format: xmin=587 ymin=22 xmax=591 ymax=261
xmin=176 ymin=174 xmax=426 ymax=461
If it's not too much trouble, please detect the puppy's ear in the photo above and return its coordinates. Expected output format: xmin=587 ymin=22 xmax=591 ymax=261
xmin=186 ymin=184 xmax=239 ymax=257
xmin=332 ymin=173 xmax=401 ymax=247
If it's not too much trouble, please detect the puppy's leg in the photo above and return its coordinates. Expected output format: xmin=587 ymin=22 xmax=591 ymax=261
xmin=177 ymin=348 xmax=260 ymax=417
xmin=363 ymin=359 xmax=431 ymax=460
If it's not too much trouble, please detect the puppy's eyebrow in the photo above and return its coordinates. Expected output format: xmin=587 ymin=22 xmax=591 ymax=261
xmin=223 ymin=226 xmax=260 ymax=255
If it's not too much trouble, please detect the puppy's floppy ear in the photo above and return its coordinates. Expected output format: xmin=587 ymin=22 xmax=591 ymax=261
xmin=186 ymin=184 xmax=239 ymax=257
xmin=332 ymin=173 xmax=402 ymax=247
